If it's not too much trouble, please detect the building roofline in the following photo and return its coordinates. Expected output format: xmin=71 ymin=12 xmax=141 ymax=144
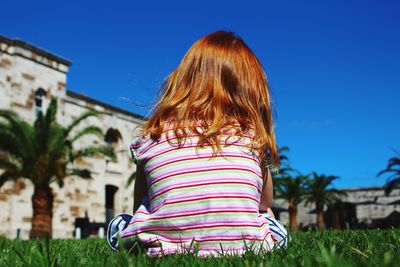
xmin=66 ymin=90 xmax=146 ymax=121
xmin=0 ymin=34 xmax=72 ymax=66
xmin=341 ymin=185 xmax=385 ymax=192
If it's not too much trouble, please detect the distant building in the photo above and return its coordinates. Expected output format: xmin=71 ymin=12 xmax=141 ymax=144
xmin=0 ymin=35 xmax=399 ymax=238
xmin=0 ymin=35 xmax=144 ymax=238
xmin=273 ymin=187 xmax=400 ymax=229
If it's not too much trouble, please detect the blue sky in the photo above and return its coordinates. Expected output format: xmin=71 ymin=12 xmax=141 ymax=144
xmin=1 ymin=1 xmax=399 ymax=188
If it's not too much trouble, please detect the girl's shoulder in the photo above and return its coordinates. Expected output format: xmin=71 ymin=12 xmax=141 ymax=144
xmin=129 ymin=121 xmax=258 ymax=162
xmin=129 ymin=123 xmax=183 ymax=162
xmin=129 ymin=128 xmax=154 ymax=163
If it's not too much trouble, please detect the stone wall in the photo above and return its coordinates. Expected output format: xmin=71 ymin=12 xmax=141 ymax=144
xmin=274 ymin=187 xmax=400 ymax=228
xmin=344 ymin=187 xmax=400 ymax=224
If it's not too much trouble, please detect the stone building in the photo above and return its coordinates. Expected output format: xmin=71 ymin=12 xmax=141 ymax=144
xmin=0 ymin=35 xmax=399 ymax=239
xmin=273 ymin=187 xmax=400 ymax=229
xmin=0 ymin=35 xmax=144 ymax=238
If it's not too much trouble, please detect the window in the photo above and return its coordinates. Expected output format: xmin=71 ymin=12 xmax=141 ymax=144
xmin=35 ymin=88 xmax=46 ymax=115
xmin=104 ymin=128 xmax=123 ymax=147
xmin=105 ymin=185 xmax=119 ymax=224
xmin=104 ymin=128 xmax=123 ymax=173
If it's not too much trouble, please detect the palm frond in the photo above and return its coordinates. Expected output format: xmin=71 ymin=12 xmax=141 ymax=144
xmin=377 ymin=150 xmax=400 ymax=195
xmin=0 ymin=126 xmax=24 ymax=158
xmin=73 ymin=146 xmax=117 ymax=162
xmin=64 ymin=110 xmax=101 ymax=138
xmin=0 ymin=109 xmax=19 ymax=120
xmin=0 ymin=153 xmax=20 ymax=173
xmin=279 ymin=146 xmax=290 ymax=153
xmin=0 ymin=111 xmax=35 ymax=160
xmin=387 ymin=158 xmax=400 ymax=168
xmin=126 ymin=171 xmax=137 ymax=186
xmin=384 ymin=173 xmax=400 ymax=183
xmin=385 ymin=178 xmax=400 ymax=195
xmin=377 ymin=168 xmax=390 ymax=177
xmin=44 ymin=98 xmax=58 ymax=129
xmin=71 ymin=126 xmax=104 ymax=142
xmin=34 ymin=98 xmax=58 ymax=154
xmin=378 ymin=168 xmax=400 ymax=177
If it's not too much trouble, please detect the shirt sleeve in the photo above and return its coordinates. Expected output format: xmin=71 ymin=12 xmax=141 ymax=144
xmin=130 ymin=135 xmax=144 ymax=164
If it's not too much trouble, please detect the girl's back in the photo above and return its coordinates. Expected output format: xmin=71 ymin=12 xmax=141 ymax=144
xmin=120 ymin=125 xmax=275 ymax=256
xmin=107 ymin=31 xmax=287 ymax=256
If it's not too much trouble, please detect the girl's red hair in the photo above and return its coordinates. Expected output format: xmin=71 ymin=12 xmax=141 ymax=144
xmin=142 ymin=31 xmax=279 ymax=172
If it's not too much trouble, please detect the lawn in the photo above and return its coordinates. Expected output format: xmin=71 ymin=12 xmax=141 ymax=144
xmin=1 ymin=229 xmax=399 ymax=266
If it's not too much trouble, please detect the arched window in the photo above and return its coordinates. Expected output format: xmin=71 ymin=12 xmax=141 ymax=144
xmin=35 ymin=88 xmax=47 ymax=115
xmin=104 ymin=128 xmax=123 ymax=147
xmin=104 ymin=128 xmax=123 ymax=173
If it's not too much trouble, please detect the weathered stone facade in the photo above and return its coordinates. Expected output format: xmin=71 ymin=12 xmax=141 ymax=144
xmin=0 ymin=35 xmax=144 ymax=238
xmin=274 ymin=187 xmax=400 ymax=229
xmin=0 ymin=35 xmax=399 ymax=238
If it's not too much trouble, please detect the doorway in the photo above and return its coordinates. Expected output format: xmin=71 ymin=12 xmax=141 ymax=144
xmin=105 ymin=185 xmax=119 ymax=224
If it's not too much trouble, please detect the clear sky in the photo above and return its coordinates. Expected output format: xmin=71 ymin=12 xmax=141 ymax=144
xmin=1 ymin=0 xmax=399 ymax=188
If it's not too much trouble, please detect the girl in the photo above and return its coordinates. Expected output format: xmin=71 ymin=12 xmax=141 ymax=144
xmin=107 ymin=31 xmax=288 ymax=256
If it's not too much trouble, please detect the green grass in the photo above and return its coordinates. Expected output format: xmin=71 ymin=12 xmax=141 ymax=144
xmin=1 ymin=229 xmax=399 ymax=266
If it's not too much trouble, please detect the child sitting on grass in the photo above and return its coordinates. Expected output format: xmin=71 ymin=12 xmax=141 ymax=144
xmin=107 ymin=30 xmax=288 ymax=256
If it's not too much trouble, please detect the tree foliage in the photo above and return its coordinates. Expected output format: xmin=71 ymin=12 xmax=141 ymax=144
xmin=0 ymin=98 xmax=116 ymax=237
xmin=377 ymin=149 xmax=400 ymax=195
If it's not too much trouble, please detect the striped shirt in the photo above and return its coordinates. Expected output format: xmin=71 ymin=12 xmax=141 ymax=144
xmin=120 ymin=126 xmax=276 ymax=256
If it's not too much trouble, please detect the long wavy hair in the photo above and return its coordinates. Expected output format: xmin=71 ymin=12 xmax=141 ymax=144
xmin=142 ymin=31 xmax=279 ymax=172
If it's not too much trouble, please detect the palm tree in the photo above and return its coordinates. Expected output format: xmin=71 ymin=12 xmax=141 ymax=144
xmin=275 ymin=175 xmax=307 ymax=231
xmin=303 ymin=172 xmax=346 ymax=230
xmin=0 ymin=98 xmax=115 ymax=238
xmin=377 ymin=150 xmax=400 ymax=195
xmin=270 ymin=146 xmax=298 ymax=195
